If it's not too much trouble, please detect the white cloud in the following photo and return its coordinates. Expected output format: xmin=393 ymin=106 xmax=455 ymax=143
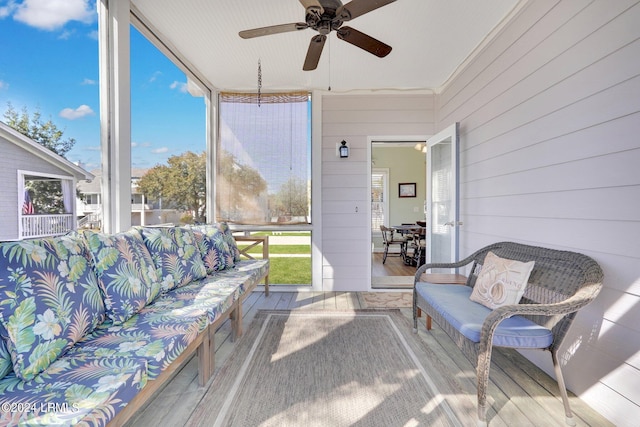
xmin=0 ymin=2 xmax=17 ymax=19
xmin=151 ymin=147 xmax=169 ymax=154
xmin=81 ymin=78 xmax=96 ymax=85
xmin=0 ymin=80 xmax=8 ymax=90
xmin=149 ymin=71 xmax=162 ymax=83
xmin=131 ymin=142 xmax=138 ymax=148
xmin=170 ymin=80 xmax=188 ymax=93
xmin=13 ymin=0 xmax=94 ymax=31
xmin=59 ymin=104 xmax=94 ymax=120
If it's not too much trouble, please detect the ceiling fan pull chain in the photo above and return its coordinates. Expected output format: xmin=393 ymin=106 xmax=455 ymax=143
xmin=257 ymin=59 xmax=262 ymax=107
xmin=328 ymin=35 xmax=331 ymax=91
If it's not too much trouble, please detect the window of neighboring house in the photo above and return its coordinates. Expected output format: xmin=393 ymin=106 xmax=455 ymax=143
xmin=22 ymin=174 xmax=74 ymax=215
xmin=20 ymin=172 xmax=75 ymax=238
xmin=86 ymin=194 xmax=100 ymax=205
xmin=217 ymin=91 xmax=311 ymax=225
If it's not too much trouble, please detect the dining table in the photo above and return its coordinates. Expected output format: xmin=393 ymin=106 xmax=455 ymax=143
xmin=391 ymin=224 xmax=426 ymax=266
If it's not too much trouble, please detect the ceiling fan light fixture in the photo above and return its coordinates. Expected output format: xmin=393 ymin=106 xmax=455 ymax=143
xmin=238 ymin=0 xmax=397 ymax=71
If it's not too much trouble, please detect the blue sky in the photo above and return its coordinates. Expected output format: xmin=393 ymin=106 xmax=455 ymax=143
xmin=0 ymin=0 xmax=206 ymax=171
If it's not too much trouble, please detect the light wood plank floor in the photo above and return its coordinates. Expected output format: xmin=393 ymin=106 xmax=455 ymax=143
xmin=127 ymin=291 xmax=612 ymax=427
xmin=371 ymin=252 xmax=416 ymax=289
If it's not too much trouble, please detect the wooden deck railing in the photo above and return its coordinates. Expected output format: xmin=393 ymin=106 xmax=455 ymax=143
xmin=21 ymin=214 xmax=74 ymax=239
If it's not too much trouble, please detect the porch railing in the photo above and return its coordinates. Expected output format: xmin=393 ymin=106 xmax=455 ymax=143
xmin=21 ymin=214 xmax=74 ymax=239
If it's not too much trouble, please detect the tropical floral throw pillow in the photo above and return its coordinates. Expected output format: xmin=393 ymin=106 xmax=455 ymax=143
xmin=215 ymin=222 xmax=242 ymax=263
xmin=140 ymin=227 xmax=207 ymax=292
xmin=469 ymin=251 xmax=535 ymax=310
xmin=190 ymin=224 xmax=237 ymax=271
xmin=0 ymin=234 xmax=106 ymax=381
xmin=83 ymin=229 xmax=162 ymax=325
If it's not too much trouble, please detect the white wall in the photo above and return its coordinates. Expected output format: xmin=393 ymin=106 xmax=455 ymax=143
xmin=436 ymin=0 xmax=640 ymax=424
xmin=321 ymin=94 xmax=434 ymax=291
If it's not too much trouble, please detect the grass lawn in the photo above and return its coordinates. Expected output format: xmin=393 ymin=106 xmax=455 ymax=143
xmin=237 ymin=243 xmax=311 ymax=284
xmin=269 ymin=257 xmax=311 ymax=284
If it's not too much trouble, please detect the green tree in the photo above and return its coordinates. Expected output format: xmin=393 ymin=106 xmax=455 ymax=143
xmin=216 ymin=150 xmax=268 ymax=222
xmin=4 ymin=104 xmax=77 ymax=214
xmin=271 ymin=177 xmax=310 ymax=223
xmin=137 ymin=151 xmax=207 ymax=222
xmin=4 ymin=103 xmax=75 ymax=157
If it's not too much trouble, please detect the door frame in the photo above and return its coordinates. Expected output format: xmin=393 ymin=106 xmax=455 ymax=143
xmin=425 ymin=123 xmax=460 ymax=266
xmin=367 ymin=135 xmax=429 ymax=290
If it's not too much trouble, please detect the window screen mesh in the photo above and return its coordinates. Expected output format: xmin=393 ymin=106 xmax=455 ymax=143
xmin=217 ymin=91 xmax=311 ymax=225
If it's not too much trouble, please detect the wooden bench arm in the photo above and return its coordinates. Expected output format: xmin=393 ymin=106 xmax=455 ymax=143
xmin=234 ymin=235 xmax=269 ymax=260
xmin=234 ymin=235 xmax=270 ymax=297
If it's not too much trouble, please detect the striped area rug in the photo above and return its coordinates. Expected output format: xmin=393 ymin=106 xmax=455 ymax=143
xmin=187 ymin=310 xmax=466 ymax=427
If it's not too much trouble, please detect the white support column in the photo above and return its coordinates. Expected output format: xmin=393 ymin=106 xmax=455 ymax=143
xmin=207 ymin=89 xmax=217 ymax=223
xmin=98 ymin=0 xmax=131 ymax=233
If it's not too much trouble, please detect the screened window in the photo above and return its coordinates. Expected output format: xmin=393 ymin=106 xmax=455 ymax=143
xmin=217 ymin=92 xmax=311 ymax=225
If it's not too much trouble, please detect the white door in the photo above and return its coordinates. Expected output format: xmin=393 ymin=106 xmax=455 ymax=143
xmin=425 ymin=123 xmax=460 ymax=266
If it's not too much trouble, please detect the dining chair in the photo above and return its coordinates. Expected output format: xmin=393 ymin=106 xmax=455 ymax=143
xmin=380 ymin=225 xmax=407 ymax=264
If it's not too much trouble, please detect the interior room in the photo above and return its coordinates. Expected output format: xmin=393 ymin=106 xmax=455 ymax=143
xmin=1 ymin=1 xmax=638 ymax=426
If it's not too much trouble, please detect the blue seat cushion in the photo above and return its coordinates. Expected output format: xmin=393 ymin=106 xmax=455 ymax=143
xmin=416 ymin=283 xmax=553 ymax=349
xmin=0 ymin=354 xmax=147 ymax=427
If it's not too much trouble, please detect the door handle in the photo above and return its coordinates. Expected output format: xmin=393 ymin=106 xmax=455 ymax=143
xmin=444 ymin=221 xmax=464 ymax=227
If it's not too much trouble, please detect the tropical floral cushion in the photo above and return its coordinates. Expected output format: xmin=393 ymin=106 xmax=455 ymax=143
xmin=0 ymin=354 xmax=147 ymax=427
xmin=67 ymin=277 xmax=240 ymax=378
xmin=139 ymin=227 xmax=207 ymax=293
xmin=0 ymin=336 xmax=12 ymax=379
xmin=190 ymin=223 xmax=240 ymax=271
xmin=215 ymin=222 xmax=242 ymax=263
xmin=214 ymin=259 xmax=270 ymax=297
xmin=0 ymin=234 xmax=106 ymax=381
xmin=83 ymin=229 xmax=162 ymax=325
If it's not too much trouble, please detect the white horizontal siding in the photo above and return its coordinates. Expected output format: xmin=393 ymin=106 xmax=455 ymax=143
xmin=321 ymin=94 xmax=434 ymax=291
xmin=439 ymin=0 xmax=640 ymax=424
xmin=0 ymin=139 xmax=73 ymax=241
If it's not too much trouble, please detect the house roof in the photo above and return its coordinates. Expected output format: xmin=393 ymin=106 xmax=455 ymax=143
xmin=77 ymin=168 xmax=149 ymax=194
xmin=0 ymin=121 xmax=94 ymax=181
xmin=131 ymin=0 xmax=522 ymax=92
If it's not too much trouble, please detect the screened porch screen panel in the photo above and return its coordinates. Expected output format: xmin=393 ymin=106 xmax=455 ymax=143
xmin=217 ymin=92 xmax=311 ymax=225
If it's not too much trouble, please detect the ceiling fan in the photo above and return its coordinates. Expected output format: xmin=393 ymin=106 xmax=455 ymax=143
xmin=239 ymin=0 xmax=397 ymax=71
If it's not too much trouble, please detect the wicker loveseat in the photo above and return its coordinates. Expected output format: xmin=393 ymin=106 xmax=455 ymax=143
xmin=0 ymin=223 xmax=268 ymax=426
xmin=413 ymin=242 xmax=603 ymax=427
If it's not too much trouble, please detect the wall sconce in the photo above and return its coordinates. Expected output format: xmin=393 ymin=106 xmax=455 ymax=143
xmin=338 ymin=140 xmax=349 ymax=158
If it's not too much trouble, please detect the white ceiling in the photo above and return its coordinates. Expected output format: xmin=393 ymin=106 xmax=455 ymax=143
xmin=131 ymin=0 xmax=520 ymax=92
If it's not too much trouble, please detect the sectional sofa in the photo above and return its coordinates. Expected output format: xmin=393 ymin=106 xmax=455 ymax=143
xmin=0 ymin=223 xmax=269 ymax=426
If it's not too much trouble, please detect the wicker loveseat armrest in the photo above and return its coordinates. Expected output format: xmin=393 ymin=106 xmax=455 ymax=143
xmin=481 ymin=282 xmax=599 ymax=343
xmin=480 ymin=281 xmax=603 ymax=354
xmin=413 ymin=256 xmax=477 ymax=283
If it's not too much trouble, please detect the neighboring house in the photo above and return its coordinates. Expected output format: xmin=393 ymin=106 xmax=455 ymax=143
xmin=76 ymin=168 xmax=182 ymax=228
xmin=0 ymin=121 xmax=93 ymax=241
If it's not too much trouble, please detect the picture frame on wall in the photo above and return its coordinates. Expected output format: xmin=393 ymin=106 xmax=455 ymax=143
xmin=399 ymin=183 xmax=416 ymax=198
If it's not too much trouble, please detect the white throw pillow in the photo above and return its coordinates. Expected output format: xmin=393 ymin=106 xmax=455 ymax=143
xmin=469 ymin=251 xmax=535 ymax=309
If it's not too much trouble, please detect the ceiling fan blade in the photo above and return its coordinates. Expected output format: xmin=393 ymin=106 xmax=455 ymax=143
xmin=303 ymin=34 xmax=326 ymax=71
xmin=299 ymin=0 xmax=324 ymax=15
xmin=337 ymin=26 xmax=392 ymax=57
xmin=239 ymin=22 xmax=308 ymax=39
xmin=337 ymin=0 xmax=396 ymax=21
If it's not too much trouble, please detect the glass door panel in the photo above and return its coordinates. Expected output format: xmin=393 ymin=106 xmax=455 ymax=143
xmin=426 ymin=123 xmax=459 ymax=266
